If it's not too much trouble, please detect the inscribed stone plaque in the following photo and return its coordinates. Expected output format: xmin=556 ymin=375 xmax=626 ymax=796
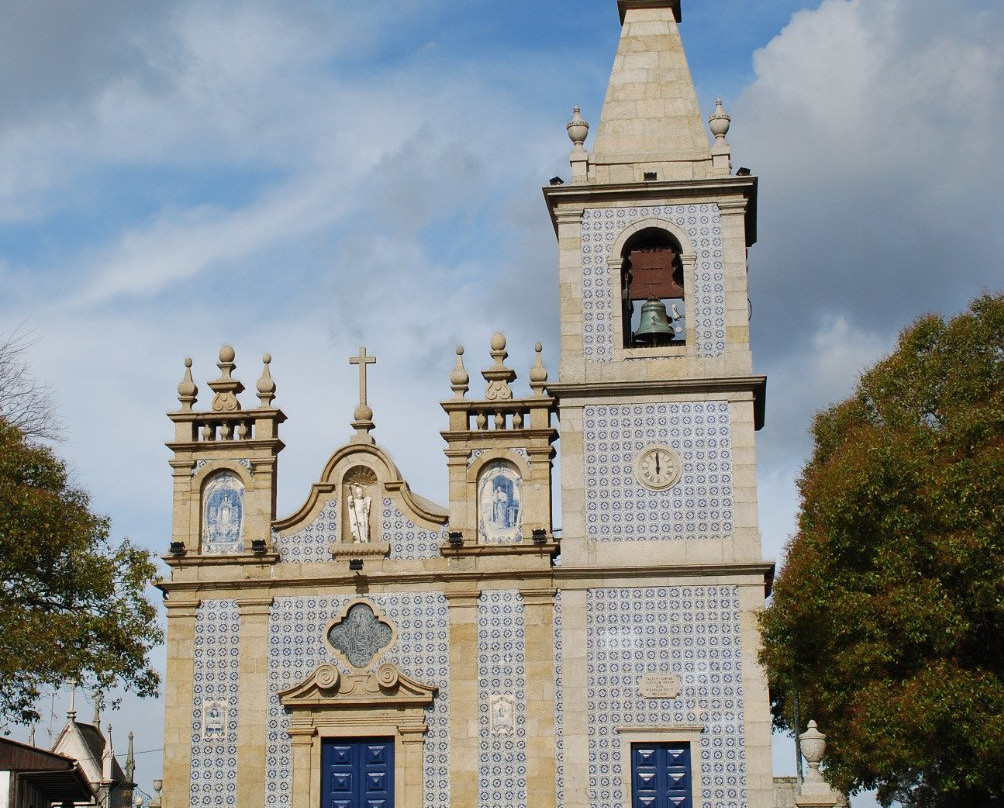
xmin=640 ymin=672 xmax=683 ymax=699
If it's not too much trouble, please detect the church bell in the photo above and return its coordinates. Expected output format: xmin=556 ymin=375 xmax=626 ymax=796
xmin=633 ymin=298 xmax=677 ymax=346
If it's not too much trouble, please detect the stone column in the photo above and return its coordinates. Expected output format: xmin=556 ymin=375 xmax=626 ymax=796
xmin=521 ymin=587 xmax=557 ymax=808
xmin=446 ymin=588 xmax=480 ymax=808
xmin=160 ymin=601 xmax=198 ymax=808
xmin=236 ymin=596 xmax=274 ymax=806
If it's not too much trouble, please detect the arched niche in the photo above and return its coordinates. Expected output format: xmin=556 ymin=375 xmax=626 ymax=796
xmin=201 ymin=470 xmax=245 ymax=554
xmin=619 ymin=227 xmax=686 ymax=348
xmin=477 ymin=459 xmax=523 ymax=544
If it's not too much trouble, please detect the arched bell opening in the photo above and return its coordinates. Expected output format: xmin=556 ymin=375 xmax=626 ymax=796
xmin=620 ymin=228 xmax=686 ymax=348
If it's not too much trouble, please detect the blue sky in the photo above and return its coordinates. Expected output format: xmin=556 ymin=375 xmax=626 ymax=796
xmin=1 ymin=1 xmax=1001 ymax=804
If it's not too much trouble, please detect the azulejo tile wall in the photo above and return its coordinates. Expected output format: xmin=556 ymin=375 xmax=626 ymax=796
xmin=580 ymin=205 xmax=726 ymax=361
xmin=583 ymin=402 xmax=734 ymax=541
xmin=477 ymin=590 xmax=528 ymax=808
xmin=586 ymin=586 xmax=746 ymax=808
xmin=190 ymin=600 xmax=241 ymax=808
xmin=381 ymin=499 xmax=447 ymax=560
xmin=265 ymin=594 xmax=451 ymax=808
xmin=274 ymin=499 xmax=338 ymax=562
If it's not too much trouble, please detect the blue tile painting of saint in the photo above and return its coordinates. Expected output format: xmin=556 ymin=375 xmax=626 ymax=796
xmin=478 ymin=460 xmax=522 ymax=544
xmin=202 ymin=472 xmax=245 ymax=553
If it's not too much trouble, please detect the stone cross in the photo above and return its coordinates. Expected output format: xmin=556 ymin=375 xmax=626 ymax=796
xmin=349 ymin=347 xmax=376 ymax=409
xmin=349 ymin=347 xmax=377 ymax=443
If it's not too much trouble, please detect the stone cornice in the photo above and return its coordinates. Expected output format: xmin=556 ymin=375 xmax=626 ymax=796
xmin=548 ymin=375 xmax=767 ymax=430
xmin=542 ymin=175 xmax=757 ymax=245
xmin=156 ymin=560 xmax=776 ymax=600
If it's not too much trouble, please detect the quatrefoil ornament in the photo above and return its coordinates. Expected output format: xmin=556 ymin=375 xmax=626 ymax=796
xmin=325 ymin=601 xmax=394 ymax=670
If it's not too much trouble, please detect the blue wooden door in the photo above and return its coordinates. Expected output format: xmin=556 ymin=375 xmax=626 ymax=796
xmin=321 ymin=738 xmax=394 ymax=808
xmin=631 ymin=742 xmax=692 ymax=808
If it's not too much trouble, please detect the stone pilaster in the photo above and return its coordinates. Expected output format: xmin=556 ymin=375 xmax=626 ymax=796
xmin=446 ymin=589 xmax=480 ymax=808
xmin=160 ymin=601 xmax=198 ymax=808
xmin=521 ymin=587 xmax=557 ymax=808
xmin=236 ymin=596 xmax=274 ymax=807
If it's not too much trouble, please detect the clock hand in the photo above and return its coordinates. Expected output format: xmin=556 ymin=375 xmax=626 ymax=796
xmin=656 ymin=452 xmax=661 ymax=475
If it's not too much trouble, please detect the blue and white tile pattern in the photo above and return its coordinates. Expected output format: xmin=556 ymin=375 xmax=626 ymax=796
xmin=583 ymin=402 xmax=734 ymax=540
xmin=274 ymin=498 xmax=338 ymax=562
xmin=266 ymin=594 xmax=451 ymax=808
xmin=478 ymin=590 xmax=527 ymax=808
xmin=190 ymin=600 xmax=241 ymax=807
xmin=381 ymin=499 xmax=447 ymax=560
xmin=580 ymin=205 xmax=726 ymax=360
xmin=586 ymin=586 xmax=746 ymax=808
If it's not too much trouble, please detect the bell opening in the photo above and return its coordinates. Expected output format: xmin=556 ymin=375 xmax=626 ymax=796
xmin=621 ymin=228 xmax=686 ymax=348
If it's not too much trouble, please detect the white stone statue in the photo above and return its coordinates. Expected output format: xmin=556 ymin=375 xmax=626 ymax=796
xmin=348 ymin=483 xmax=371 ymax=543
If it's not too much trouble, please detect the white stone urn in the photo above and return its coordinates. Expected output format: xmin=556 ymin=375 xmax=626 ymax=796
xmin=566 ymin=106 xmax=590 ymax=148
xmin=708 ymin=98 xmax=731 ymax=142
xmin=799 ymin=719 xmax=830 ymax=795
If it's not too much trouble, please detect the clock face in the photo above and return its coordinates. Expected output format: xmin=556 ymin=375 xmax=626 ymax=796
xmin=635 ymin=445 xmax=683 ymax=490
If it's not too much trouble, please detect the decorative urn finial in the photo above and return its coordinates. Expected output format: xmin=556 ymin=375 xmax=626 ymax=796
xmin=567 ymin=106 xmax=590 ymax=150
xmin=709 ymin=98 xmax=731 ymax=143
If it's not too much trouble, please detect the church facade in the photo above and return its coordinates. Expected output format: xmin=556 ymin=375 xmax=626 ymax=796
xmin=158 ymin=2 xmax=777 ymax=807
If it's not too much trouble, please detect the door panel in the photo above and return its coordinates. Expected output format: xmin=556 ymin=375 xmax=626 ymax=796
xmin=322 ymin=738 xmax=395 ymax=808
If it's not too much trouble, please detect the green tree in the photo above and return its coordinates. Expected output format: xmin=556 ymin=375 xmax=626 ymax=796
xmin=760 ymin=293 xmax=1004 ymax=808
xmin=0 ymin=417 xmax=163 ymax=725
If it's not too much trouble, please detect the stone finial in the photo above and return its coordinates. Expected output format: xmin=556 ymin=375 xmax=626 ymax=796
xmin=567 ymin=106 xmax=589 ymax=150
xmin=67 ymin=684 xmax=76 ymax=721
xmin=528 ymin=342 xmax=548 ymax=397
xmin=482 ymin=332 xmax=516 ymax=401
xmin=208 ymin=345 xmax=244 ymax=412
xmin=709 ymin=98 xmax=732 ymax=176
xmin=102 ymin=724 xmax=115 ymax=781
xmin=256 ymin=353 xmax=276 ymax=407
xmin=567 ymin=106 xmax=590 ymax=183
xmin=708 ymin=98 xmax=731 ymax=143
xmin=150 ymin=779 xmax=163 ymax=808
xmin=450 ymin=345 xmax=469 ymax=400
xmin=125 ymin=730 xmax=136 ymax=784
xmin=177 ymin=358 xmax=198 ymax=411
xmin=28 ymin=725 xmax=35 ymax=746
xmin=798 ymin=719 xmax=835 ymax=799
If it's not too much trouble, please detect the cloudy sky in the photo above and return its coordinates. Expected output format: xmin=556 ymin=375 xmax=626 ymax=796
xmin=2 ymin=0 xmax=1001 ymax=803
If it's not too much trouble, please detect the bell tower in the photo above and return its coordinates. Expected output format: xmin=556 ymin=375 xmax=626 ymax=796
xmin=545 ymin=2 xmax=774 ymax=806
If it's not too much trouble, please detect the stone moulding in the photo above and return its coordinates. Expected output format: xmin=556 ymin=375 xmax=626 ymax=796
xmin=278 ymin=660 xmax=438 ymax=808
xmin=278 ymin=662 xmax=438 ymax=711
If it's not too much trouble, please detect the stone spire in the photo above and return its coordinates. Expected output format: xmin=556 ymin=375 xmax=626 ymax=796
xmin=102 ymin=724 xmax=115 ymax=781
xmin=125 ymin=731 xmax=136 ymax=784
xmin=590 ymin=0 xmax=712 ymax=183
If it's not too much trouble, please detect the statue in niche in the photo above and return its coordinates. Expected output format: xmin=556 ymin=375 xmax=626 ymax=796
xmin=347 ymin=483 xmax=371 ymax=543
xmin=478 ymin=460 xmax=522 ymax=544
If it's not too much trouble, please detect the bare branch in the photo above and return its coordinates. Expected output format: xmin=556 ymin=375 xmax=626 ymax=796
xmin=0 ymin=323 xmax=63 ymax=442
